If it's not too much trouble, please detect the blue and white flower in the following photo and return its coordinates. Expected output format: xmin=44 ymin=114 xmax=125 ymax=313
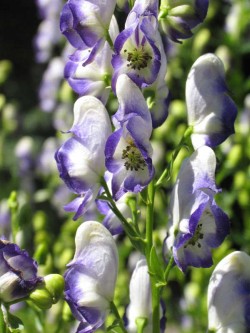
xmin=64 ymin=16 xmax=119 ymax=104
xmin=60 ymin=0 xmax=116 ymax=49
xmin=64 ymin=221 xmax=118 ymax=333
xmin=165 ymin=146 xmax=230 ymax=272
xmin=105 ymin=75 xmax=154 ymax=200
xmin=186 ymin=53 xmax=237 ymax=149
xmin=111 ymin=17 xmax=161 ymax=91
xmin=0 ymin=240 xmax=42 ymax=303
xmin=208 ymin=251 xmax=250 ymax=333
xmin=159 ymin=0 xmax=209 ymax=43
xmin=55 ymin=96 xmax=112 ymax=220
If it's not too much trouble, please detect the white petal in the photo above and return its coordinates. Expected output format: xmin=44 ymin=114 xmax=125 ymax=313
xmin=71 ymin=96 xmax=112 ymax=172
xmin=73 ymin=221 xmax=118 ymax=301
xmin=208 ymin=251 xmax=250 ymax=332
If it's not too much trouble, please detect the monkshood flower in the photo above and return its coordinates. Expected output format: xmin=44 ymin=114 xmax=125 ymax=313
xmin=208 ymin=251 xmax=250 ymax=333
xmin=165 ymin=146 xmax=230 ymax=272
xmin=34 ymin=0 xmax=63 ymax=63
xmin=105 ymin=74 xmax=154 ymax=200
xmin=186 ymin=53 xmax=237 ymax=149
xmin=38 ymin=57 xmax=64 ymax=112
xmin=125 ymin=257 xmax=165 ymax=333
xmin=64 ymin=15 xmax=119 ymax=103
xmin=125 ymin=0 xmax=159 ymax=27
xmin=159 ymin=0 xmax=209 ymax=43
xmin=60 ymin=0 xmax=116 ymax=50
xmin=111 ymin=17 xmax=161 ymax=90
xmin=55 ymin=96 xmax=112 ymax=220
xmin=0 ymin=200 xmax=11 ymax=240
xmin=0 ymin=240 xmax=42 ymax=303
xmin=64 ymin=221 xmax=118 ymax=333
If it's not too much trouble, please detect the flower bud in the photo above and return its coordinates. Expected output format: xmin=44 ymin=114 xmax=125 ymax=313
xmin=43 ymin=274 xmax=65 ymax=304
xmin=185 ymin=53 xmax=237 ymax=149
xmin=0 ymin=240 xmax=42 ymax=304
xmin=159 ymin=0 xmax=209 ymax=42
xmin=29 ymin=274 xmax=64 ymax=309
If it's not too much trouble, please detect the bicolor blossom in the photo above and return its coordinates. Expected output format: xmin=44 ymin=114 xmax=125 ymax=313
xmin=55 ymin=96 xmax=112 ymax=219
xmin=208 ymin=251 xmax=250 ymax=333
xmin=60 ymin=0 xmax=116 ymax=50
xmin=186 ymin=53 xmax=237 ymax=149
xmin=105 ymin=74 xmax=154 ymax=200
xmin=64 ymin=221 xmax=118 ymax=333
xmin=64 ymin=16 xmax=119 ymax=104
xmin=0 ymin=240 xmax=42 ymax=303
xmin=159 ymin=0 xmax=209 ymax=43
xmin=165 ymin=146 xmax=230 ymax=272
xmin=125 ymin=0 xmax=159 ymax=27
xmin=112 ymin=9 xmax=162 ymax=90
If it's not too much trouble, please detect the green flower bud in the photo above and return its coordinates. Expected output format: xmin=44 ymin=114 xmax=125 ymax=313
xmin=28 ymin=274 xmax=64 ymax=309
xmin=43 ymin=274 xmax=65 ymax=304
xmin=29 ymin=287 xmax=53 ymax=310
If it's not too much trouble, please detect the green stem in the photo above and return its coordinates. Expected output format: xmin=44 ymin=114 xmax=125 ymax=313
xmin=155 ymin=126 xmax=193 ymax=188
xmin=7 ymin=191 xmax=19 ymax=243
xmin=164 ymin=256 xmax=174 ymax=282
xmin=105 ymin=30 xmax=113 ymax=49
xmin=110 ymin=301 xmax=127 ymax=333
xmin=100 ymin=178 xmax=145 ymax=253
xmin=0 ymin=304 xmax=7 ymax=333
xmin=145 ymin=181 xmax=155 ymax=258
xmin=144 ymin=181 xmax=161 ymax=333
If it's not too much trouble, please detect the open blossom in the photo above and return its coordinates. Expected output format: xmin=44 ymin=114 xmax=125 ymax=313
xmin=186 ymin=53 xmax=237 ymax=149
xmin=165 ymin=146 xmax=230 ymax=272
xmin=0 ymin=240 xmax=42 ymax=303
xmin=105 ymin=74 xmax=154 ymax=200
xmin=64 ymin=221 xmax=118 ymax=333
xmin=64 ymin=16 xmax=119 ymax=104
xmin=159 ymin=0 xmax=209 ymax=43
xmin=55 ymin=96 xmax=112 ymax=220
xmin=112 ymin=17 xmax=161 ymax=91
xmin=64 ymin=42 xmax=113 ymax=104
xmin=208 ymin=251 xmax=250 ymax=333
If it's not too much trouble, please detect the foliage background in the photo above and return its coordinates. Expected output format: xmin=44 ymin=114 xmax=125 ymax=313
xmin=0 ymin=0 xmax=250 ymax=332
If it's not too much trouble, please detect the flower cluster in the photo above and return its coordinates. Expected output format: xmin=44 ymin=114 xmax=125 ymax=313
xmin=53 ymin=0 xmax=240 ymax=332
xmin=165 ymin=53 xmax=237 ymax=272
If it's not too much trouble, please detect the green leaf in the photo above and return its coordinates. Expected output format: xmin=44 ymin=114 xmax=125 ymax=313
xmin=149 ymin=246 xmax=166 ymax=285
xmin=6 ymin=313 xmax=24 ymax=333
xmin=107 ymin=320 xmax=124 ymax=333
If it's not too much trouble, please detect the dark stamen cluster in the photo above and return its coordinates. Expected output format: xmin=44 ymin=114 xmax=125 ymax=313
xmin=124 ymin=47 xmax=152 ymax=70
xmin=122 ymin=144 xmax=146 ymax=171
xmin=184 ymin=223 xmax=204 ymax=249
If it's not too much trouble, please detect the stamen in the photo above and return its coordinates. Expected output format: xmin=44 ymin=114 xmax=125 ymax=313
xmin=122 ymin=143 xmax=146 ymax=171
xmin=184 ymin=223 xmax=204 ymax=249
xmin=125 ymin=46 xmax=152 ymax=71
